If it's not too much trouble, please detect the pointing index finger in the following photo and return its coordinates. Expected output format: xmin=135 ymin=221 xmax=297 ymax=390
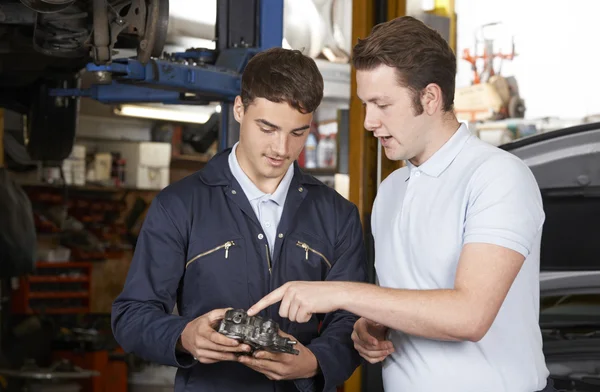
xmin=247 ymin=285 xmax=287 ymax=316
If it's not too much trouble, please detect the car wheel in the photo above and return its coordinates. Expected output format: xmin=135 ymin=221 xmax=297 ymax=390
xmin=26 ymin=76 xmax=79 ymax=162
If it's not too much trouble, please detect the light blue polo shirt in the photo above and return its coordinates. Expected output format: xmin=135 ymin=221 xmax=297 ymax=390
xmin=228 ymin=142 xmax=294 ymax=256
xmin=372 ymin=123 xmax=549 ymax=392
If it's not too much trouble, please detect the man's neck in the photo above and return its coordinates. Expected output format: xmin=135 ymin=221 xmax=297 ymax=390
xmin=235 ymin=147 xmax=284 ymax=194
xmin=253 ymin=176 xmax=285 ymax=195
xmin=409 ymin=115 xmax=461 ymax=167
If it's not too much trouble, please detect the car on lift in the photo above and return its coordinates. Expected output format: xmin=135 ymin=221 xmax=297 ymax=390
xmin=0 ymin=0 xmax=169 ymax=161
xmin=501 ymin=122 xmax=600 ymax=391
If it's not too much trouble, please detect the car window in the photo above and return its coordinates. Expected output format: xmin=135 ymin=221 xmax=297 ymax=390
xmin=541 ymin=294 xmax=600 ymax=316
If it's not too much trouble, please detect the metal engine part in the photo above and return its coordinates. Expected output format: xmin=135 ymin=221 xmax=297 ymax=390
xmin=33 ymin=4 xmax=89 ymax=58
xmin=136 ymin=0 xmax=169 ymax=63
xmin=92 ymin=0 xmax=169 ymax=64
xmin=21 ymin=0 xmax=169 ymax=64
xmin=217 ymin=309 xmax=299 ymax=355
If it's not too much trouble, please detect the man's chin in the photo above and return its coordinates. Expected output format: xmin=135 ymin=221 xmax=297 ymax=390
xmin=383 ymin=150 xmax=405 ymax=162
xmin=261 ymin=166 xmax=288 ymax=179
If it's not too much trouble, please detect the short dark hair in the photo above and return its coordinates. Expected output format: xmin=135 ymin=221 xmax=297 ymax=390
xmin=241 ymin=47 xmax=324 ymax=114
xmin=352 ymin=16 xmax=456 ymax=114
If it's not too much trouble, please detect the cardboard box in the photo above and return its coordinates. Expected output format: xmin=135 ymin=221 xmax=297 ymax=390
xmin=94 ymin=141 xmax=171 ymax=190
xmin=454 ymin=83 xmax=504 ymax=121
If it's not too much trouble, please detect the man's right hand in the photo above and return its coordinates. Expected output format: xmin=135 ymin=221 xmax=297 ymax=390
xmin=180 ymin=308 xmax=251 ymax=364
xmin=351 ymin=317 xmax=395 ymax=364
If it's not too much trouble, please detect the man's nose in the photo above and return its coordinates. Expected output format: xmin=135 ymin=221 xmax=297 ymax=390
xmin=272 ymin=133 xmax=289 ymax=156
xmin=364 ymin=107 xmax=381 ymax=132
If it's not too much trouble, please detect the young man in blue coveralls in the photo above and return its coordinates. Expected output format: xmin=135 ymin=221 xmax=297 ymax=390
xmin=111 ymin=47 xmax=367 ymax=392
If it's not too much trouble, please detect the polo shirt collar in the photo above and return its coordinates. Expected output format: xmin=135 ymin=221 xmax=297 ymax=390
xmin=407 ymin=122 xmax=472 ymax=178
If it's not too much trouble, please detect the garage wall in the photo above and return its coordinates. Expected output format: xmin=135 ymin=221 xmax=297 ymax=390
xmin=455 ymin=0 xmax=600 ymax=120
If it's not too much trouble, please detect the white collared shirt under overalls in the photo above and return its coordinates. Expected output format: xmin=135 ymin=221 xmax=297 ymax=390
xmin=228 ymin=142 xmax=294 ymax=257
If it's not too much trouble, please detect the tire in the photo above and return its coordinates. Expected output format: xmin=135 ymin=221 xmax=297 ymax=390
xmin=508 ymin=96 xmax=526 ymax=119
xmin=26 ymin=76 xmax=79 ymax=161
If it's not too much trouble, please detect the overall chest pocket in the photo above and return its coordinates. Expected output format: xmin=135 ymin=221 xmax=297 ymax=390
xmin=186 ymin=240 xmax=236 ymax=268
xmin=183 ymin=230 xmax=247 ymax=310
xmin=284 ymin=231 xmax=333 ymax=281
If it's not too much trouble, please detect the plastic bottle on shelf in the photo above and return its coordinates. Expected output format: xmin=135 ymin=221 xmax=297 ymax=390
xmin=304 ymin=133 xmax=318 ymax=169
xmin=317 ymin=134 xmax=337 ymax=169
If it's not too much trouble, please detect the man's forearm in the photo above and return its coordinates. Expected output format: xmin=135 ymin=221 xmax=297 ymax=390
xmin=338 ymin=283 xmax=486 ymax=342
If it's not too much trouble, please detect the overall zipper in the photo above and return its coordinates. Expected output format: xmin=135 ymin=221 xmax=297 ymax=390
xmin=265 ymin=244 xmax=272 ymax=274
xmin=185 ymin=241 xmax=235 ymax=269
xmin=296 ymin=241 xmax=332 ymax=269
xmin=265 ymin=243 xmax=273 ymax=320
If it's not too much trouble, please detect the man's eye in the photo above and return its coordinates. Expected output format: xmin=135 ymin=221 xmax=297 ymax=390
xmin=261 ymin=128 xmax=274 ymax=133
xmin=291 ymin=132 xmax=305 ymax=137
xmin=377 ymin=104 xmax=389 ymax=109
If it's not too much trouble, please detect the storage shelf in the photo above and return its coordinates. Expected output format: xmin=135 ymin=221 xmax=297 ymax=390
xmin=19 ymin=182 xmax=130 ymax=192
xmin=36 ymin=262 xmax=92 ymax=268
xmin=29 ymin=291 xmax=89 ymax=299
xmin=11 ymin=261 xmax=93 ymax=315
xmin=29 ymin=276 xmax=89 ymax=283
xmin=302 ymin=168 xmax=337 ymax=176
xmin=18 ymin=181 xmax=158 ymax=193
xmin=171 ymin=154 xmax=211 ymax=163
xmin=30 ymin=307 xmax=90 ymax=315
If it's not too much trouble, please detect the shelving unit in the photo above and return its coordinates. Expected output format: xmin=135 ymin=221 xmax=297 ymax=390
xmin=17 ymin=182 xmax=152 ymax=193
xmin=303 ymin=167 xmax=337 ymax=176
xmin=171 ymin=153 xmax=211 ymax=163
xmin=11 ymin=262 xmax=93 ymax=315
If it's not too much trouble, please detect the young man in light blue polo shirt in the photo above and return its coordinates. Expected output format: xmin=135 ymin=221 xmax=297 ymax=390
xmin=248 ymin=16 xmax=557 ymax=392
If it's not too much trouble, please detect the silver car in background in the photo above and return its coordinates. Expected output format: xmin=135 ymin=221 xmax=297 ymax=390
xmin=501 ymin=122 xmax=600 ymax=392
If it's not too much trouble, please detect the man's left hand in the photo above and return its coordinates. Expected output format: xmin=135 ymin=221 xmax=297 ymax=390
xmin=247 ymin=281 xmax=346 ymax=323
xmin=238 ymin=331 xmax=319 ymax=380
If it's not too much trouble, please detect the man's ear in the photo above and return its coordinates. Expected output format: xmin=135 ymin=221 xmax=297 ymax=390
xmin=421 ymin=83 xmax=443 ymax=115
xmin=233 ymin=96 xmax=244 ymax=123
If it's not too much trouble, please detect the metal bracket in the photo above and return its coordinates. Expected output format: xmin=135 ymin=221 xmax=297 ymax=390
xmin=50 ymin=47 xmax=258 ymax=104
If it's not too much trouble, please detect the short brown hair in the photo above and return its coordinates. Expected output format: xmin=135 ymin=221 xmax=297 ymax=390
xmin=352 ymin=16 xmax=456 ymax=114
xmin=241 ymin=47 xmax=324 ymax=114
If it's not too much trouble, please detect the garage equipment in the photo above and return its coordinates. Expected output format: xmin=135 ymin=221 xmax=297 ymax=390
xmin=0 ymin=358 xmax=99 ymax=392
xmin=455 ymin=22 xmax=525 ymax=121
xmin=50 ymin=0 xmax=284 ymax=151
xmin=0 ymin=0 xmax=175 ymax=161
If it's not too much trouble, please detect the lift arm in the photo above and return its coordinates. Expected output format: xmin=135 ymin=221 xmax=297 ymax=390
xmin=50 ymin=0 xmax=283 ymax=149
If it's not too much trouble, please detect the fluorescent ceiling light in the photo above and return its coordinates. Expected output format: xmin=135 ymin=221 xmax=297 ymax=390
xmin=114 ymin=104 xmax=214 ymax=124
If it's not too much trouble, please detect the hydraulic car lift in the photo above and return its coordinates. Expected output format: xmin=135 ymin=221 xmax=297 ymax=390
xmin=50 ymin=0 xmax=283 ymax=151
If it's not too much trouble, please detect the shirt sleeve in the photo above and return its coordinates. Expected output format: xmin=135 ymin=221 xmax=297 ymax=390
xmin=463 ymin=154 xmax=545 ymax=258
xmin=111 ymin=195 xmax=196 ymax=368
